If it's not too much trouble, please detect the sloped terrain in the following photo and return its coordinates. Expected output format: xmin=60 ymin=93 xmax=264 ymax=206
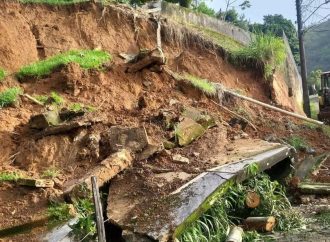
xmin=0 ymin=1 xmax=329 ymax=241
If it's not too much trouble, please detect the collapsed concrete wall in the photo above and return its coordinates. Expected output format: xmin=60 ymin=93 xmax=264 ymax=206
xmin=161 ymin=1 xmax=252 ymax=45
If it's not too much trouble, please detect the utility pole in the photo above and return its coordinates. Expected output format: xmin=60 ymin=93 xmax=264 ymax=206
xmin=296 ymin=0 xmax=311 ymax=117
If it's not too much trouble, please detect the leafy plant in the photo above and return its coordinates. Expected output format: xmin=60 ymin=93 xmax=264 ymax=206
xmin=0 ymin=68 xmax=6 ymax=82
xmin=287 ymin=136 xmax=307 ymax=150
xmin=48 ymin=202 xmax=74 ymax=223
xmin=184 ymin=74 xmax=217 ymax=96
xmin=232 ymin=34 xmax=286 ymax=80
xmin=0 ymin=172 xmax=21 ymax=183
xmin=34 ymin=95 xmax=49 ymax=105
xmin=178 ymin=172 xmax=305 ymax=242
xmin=17 ymin=50 xmax=111 ymax=79
xmin=70 ymin=199 xmax=97 ymax=241
xmin=314 ymin=210 xmax=330 ymax=227
xmin=42 ymin=167 xmax=60 ymax=179
xmin=0 ymin=87 xmax=22 ymax=108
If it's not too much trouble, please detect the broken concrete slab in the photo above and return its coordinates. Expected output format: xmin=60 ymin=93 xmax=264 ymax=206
xmin=107 ymin=141 xmax=292 ymax=241
xmin=64 ymin=149 xmax=132 ymax=199
xmin=182 ymin=106 xmax=217 ymax=129
xmin=176 ymin=118 xmax=206 ymax=146
xmin=298 ymin=182 xmax=330 ymax=195
xmin=29 ymin=110 xmax=61 ymax=130
xmin=101 ymin=126 xmax=149 ymax=153
xmin=17 ymin=178 xmax=54 ymax=188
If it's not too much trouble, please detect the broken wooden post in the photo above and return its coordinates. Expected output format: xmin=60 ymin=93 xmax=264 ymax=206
xmin=245 ymin=191 xmax=260 ymax=208
xmin=226 ymin=226 xmax=243 ymax=242
xmin=244 ymin=216 xmax=276 ymax=232
xmin=91 ymin=176 xmax=106 ymax=242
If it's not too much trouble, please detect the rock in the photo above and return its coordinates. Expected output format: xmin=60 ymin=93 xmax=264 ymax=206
xmin=158 ymin=110 xmax=177 ymax=130
xmin=29 ymin=110 xmax=61 ymax=130
xmin=17 ymin=178 xmax=54 ymax=188
xmin=305 ymin=147 xmax=316 ymax=155
xmin=182 ymin=106 xmax=216 ymax=129
xmin=143 ymin=80 xmax=152 ymax=87
xmin=101 ymin=126 xmax=149 ymax=153
xmin=137 ymin=144 xmax=160 ymax=160
xmin=193 ymin=152 xmax=200 ymax=157
xmin=163 ymin=140 xmax=176 ymax=150
xmin=169 ymin=99 xmax=179 ymax=106
xmin=241 ymin=132 xmax=249 ymax=139
xmin=173 ymin=154 xmax=190 ymax=164
xmin=176 ymin=118 xmax=206 ymax=146
xmin=138 ymin=96 xmax=147 ymax=109
xmin=59 ymin=109 xmax=85 ymax=121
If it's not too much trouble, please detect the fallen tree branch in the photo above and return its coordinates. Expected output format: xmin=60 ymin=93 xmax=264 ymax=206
xmin=210 ymin=100 xmax=257 ymax=131
xmin=22 ymin=94 xmax=44 ymax=106
xmin=216 ymin=85 xmax=324 ymax=126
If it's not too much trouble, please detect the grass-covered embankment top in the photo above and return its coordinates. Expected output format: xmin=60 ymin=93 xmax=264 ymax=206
xmin=19 ymin=0 xmax=88 ymax=4
xmin=17 ymin=50 xmax=111 ymax=79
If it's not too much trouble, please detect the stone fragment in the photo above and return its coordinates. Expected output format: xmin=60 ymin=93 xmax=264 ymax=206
xmin=163 ymin=140 xmax=176 ymax=150
xmin=17 ymin=178 xmax=54 ymax=188
xmin=182 ymin=106 xmax=216 ymax=129
xmin=29 ymin=110 xmax=61 ymax=129
xmin=137 ymin=144 xmax=160 ymax=160
xmin=176 ymin=118 xmax=205 ymax=146
xmin=101 ymin=126 xmax=149 ymax=153
xmin=173 ymin=154 xmax=190 ymax=164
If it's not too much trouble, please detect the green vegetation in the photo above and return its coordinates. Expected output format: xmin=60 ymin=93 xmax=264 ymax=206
xmin=34 ymin=95 xmax=49 ymax=105
xmin=42 ymin=167 xmax=60 ymax=179
xmin=178 ymin=170 xmax=305 ymax=242
xmin=69 ymin=102 xmax=96 ymax=112
xmin=48 ymin=202 xmax=74 ymax=223
xmin=0 ymin=87 xmax=22 ymax=108
xmin=0 ymin=68 xmax=6 ymax=82
xmin=310 ymin=96 xmax=319 ymax=120
xmin=250 ymin=14 xmax=299 ymax=64
xmin=70 ymin=199 xmax=97 ymax=241
xmin=232 ymin=34 xmax=286 ymax=80
xmin=0 ymin=172 xmax=21 ymax=183
xmin=287 ymin=136 xmax=307 ymax=150
xmin=305 ymin=19 xmax=330 ymax=74
xmin=314 ymin=210 xmax=330 ymax=227
xmin=190 ymin=24 xmax=243 ymax=52
xmin=17 ymin=50 xmax=111 ymax=79
xmin=184 ymin=74 xmax=217 ymax=96
xmin=50 ymin=92 xmax=64 ymax=105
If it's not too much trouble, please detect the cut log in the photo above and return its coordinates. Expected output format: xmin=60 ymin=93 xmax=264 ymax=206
xmin=17 ymin=178 xmax=54 ymax=188
xmin=64 ymin=149 xmax=133 ymax=199
xmin=244 ymin=216 xmax=276 ymax=232
xmin=298 ymin=182 xmax=330 ymax=195
xmin=245 ymin=191 xmax=260 ymax=208
xmin=226 ymin=226 xmax=243 ymax=242
xmin=126 ymin=49 xmax=165 ymax=73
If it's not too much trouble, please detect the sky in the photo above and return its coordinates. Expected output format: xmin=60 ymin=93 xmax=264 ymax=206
xmin=206 ymin=0 xmax=330 ymax=24
xmin=206 ymin=0 xmax=297 ymax=23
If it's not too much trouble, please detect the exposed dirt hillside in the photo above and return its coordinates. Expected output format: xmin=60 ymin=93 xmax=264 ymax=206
xmin=0 ymin=1 xmax=329 ymax=241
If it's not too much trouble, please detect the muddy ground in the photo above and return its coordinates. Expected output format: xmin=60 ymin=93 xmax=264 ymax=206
xmin=0 ymin=1 xmax=329 ymax=241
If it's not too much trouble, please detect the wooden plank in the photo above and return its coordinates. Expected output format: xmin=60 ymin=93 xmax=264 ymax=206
xmin=91 ymin=176 xmax=106 ymax=242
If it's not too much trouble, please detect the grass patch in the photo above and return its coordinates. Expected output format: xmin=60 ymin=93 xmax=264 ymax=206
xmin=33 ymin=92 xmax=64 ymax=106
xmin=69 ymin=102 xmax=96 ymax=112
xmin=184 ymin=74 xmax=217 ymax=96
xmin=48 ymin=202 xmax=75 ymax=223
xmin=0 ymin=172 xmax=21 ymax=183
xmin=17 ymin=50 xmax=111 ymax=79
xmin=190 ymin=24 xmax=243 ymax=52
xmin=232 ymin=34 xmax=286 ymax=80
xmin=42 ymin=167 xmax=60 ymax=179
xmin=0 ymin=87 xmax=22 ymax=108
xmin=178 ymin=170 xmax=305 ymax=242
xmin=0 ymin=68 xmax=6 ymax=82
xmin=314 ymin=210 xmax=330 ymax=227
xmin=287 ymin=136 xmax=307 ymax=150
